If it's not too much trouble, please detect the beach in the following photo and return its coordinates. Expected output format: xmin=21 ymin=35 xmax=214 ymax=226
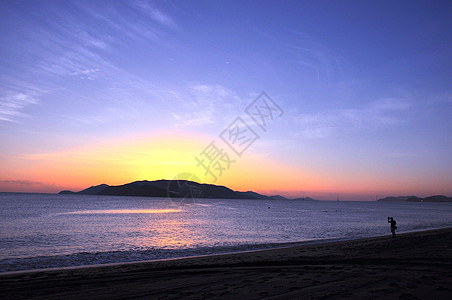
xmin=1 ymin=228 xmax=451 ymax=299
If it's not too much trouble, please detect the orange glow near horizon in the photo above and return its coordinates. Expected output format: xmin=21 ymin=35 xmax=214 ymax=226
xmin=7 ymin=131 xmax=207 ymax=191
xmin=0 ymin=130 xmax=450 ymax=200
xmin=0 ymin=130 xmax=328 ymax=196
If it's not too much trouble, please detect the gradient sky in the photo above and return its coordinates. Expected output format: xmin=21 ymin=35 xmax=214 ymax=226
xmin=1 ymin=0 xmax=451 ymax=200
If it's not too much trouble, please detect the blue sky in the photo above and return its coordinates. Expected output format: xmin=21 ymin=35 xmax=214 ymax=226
xmin=1 ymin=0 xmax=451 ymax=200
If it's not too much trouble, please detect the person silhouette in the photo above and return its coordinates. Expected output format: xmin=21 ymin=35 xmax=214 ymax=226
xmin=388 ymin=217 xmax=397 ymax=238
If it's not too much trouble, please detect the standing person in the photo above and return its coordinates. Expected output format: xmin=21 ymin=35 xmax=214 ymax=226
xmin=388 ymin=217 xmax=397 ymax=238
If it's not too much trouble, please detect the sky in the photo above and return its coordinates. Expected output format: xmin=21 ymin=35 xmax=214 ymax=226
xmin=1 ymin=0 xmax=451 ymax=200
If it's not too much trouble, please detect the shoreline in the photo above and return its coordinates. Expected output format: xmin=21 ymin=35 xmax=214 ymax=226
xmin=3 ymin=226 xmax=451 ymax=276
xmin=0 ymin=237 xmax=358 ymax=276
xmin=2 ymin=227 xmax=451 ymax=299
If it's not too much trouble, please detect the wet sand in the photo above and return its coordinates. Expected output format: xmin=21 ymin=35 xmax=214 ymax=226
xmin=1 ymin=228 xmax=451 ymax=299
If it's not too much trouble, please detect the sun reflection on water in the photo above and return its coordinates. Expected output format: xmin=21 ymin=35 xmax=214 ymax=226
xmin=142 ymin=218 xmax=199 ymax=249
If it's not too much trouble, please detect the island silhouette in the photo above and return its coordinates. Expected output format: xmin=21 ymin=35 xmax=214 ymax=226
xmin=59 ymin=181 xmax=451 ymax=201
xmin=59 ymin=180 xmax=317 ymax=201
xmin=378 ymin=195 xmax=452 ymax=202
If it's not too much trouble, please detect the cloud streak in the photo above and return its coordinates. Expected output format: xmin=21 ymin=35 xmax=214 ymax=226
xmin=0 ymin=1 xmax=178 ymax=125
xmin=285 ymin=30 xmax=344 ymax=85
xmin=133 ymin=0 xmax=177 ymax=28
xmin=294 ymin=98 xmax=411 ymax=138
xmin=0 ymin=92 xmax=39 ymax=122
xmin=168 ymin=83 xmax=247 ymax=128
xmin=0 ymin=180 xmax=64 ymax=193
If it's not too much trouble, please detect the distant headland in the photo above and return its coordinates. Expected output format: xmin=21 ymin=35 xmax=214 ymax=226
xmin=59 ymin=180 xmax=317 ymax=201
xmin=377 ymin=195 xmax=452 ymax=202
xmin=59 ymin=181 xmax=451 ymax=202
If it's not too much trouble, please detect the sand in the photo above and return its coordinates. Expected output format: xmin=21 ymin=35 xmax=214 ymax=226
xmin=1 ymin=228 xmax=452 ymax=299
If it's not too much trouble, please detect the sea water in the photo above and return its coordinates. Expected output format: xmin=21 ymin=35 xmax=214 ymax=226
xmin=1 ymin=193 xmax=451 ymax=272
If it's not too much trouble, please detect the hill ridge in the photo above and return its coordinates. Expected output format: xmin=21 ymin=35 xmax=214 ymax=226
xmin=58 ymin=180 xmax=317 ymax=201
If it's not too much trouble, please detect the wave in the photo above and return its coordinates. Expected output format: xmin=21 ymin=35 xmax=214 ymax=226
xmin=0 ymin=240 xmax=328 ymax=273
xmin=3 ymin=225 xmax=451 ymax=274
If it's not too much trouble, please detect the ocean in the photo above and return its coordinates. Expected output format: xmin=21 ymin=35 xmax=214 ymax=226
xmin=1 ymin=193 xmax=451 ymax=273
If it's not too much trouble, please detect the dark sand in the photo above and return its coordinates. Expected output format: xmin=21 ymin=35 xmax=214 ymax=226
xmin=1 ymin=228 xmax=451 ymax=299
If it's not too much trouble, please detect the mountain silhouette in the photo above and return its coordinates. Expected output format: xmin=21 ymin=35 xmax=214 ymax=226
xmin=58 ymin=180 xmax=307 ymax=200
xmin=379 ymin=195 xmax=452 ymax=202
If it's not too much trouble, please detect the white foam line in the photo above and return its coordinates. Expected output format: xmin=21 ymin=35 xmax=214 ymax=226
xmin=1 ymin=226 xmax=450 ymax=276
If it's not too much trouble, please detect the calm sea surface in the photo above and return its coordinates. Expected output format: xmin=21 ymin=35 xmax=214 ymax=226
xmin=1 ymin=193 xmax=451 ymax=272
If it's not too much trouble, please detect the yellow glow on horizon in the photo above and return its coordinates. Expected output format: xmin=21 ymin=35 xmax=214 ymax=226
xmin=0 ymin=129 xmax=380 ymax=196
xmin=3 ymin=129 xmax=442 ymax=198
xmin=7 ymin=129 xmax=323 ymax=194
xmin=13 ymin=130 xmax=211 ymax=190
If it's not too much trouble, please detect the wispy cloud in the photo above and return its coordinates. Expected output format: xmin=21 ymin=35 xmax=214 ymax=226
xmin=1 ymin=1 xmax=179 ymax=126
xmin=0 ymin=92 xmax=39 ymax=122
xmin=75 ymin=0 xmax=175 ymax=46
xmin=0 ymin=179 xmax=64 ymax=192
xmin=132 ymin=0 xmax=177 ymax=28
xmin=69 ymin=68 xmax=100 ymax=80
xmin=0 ymin=180 xmax=42 ymax=186
xmin=36 ymin=44 xmax=111 ymax=79
xmin=285 ymin=30 xmax=344 ymax=85
xmin=168 ymin=84 xmax=245 ymax=127
xmin=60 ymin=106 xmax=141 ymax=126
xmin=294 ymin=98 xmax=411 ymax=138
xmin=251 ymin=28 xmax=343 ymax=86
